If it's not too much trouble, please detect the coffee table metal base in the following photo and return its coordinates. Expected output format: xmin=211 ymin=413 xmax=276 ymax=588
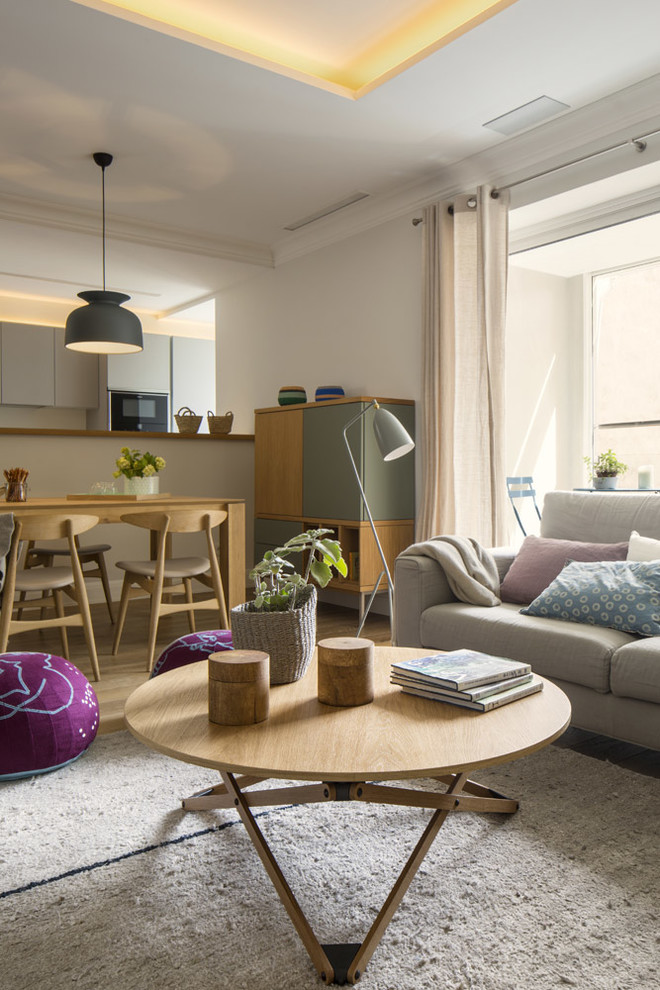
xmin=182 ymin=771 xmax=519 ymax=985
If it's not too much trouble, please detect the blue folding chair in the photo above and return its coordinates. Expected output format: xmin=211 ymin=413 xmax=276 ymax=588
xmin=506 ymin=476 xmax=541 ymax=536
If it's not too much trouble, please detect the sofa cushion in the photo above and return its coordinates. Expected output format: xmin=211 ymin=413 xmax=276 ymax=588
xmin=499 ymin=534 xmax=628 ymax=605
xmin=610 ymin=640 xmax=660 ymax=704
xmin=419 ymin=601 xmax=631 ymax=692
xmin=627 ymin=529 xmax=660 ymax=561
xmin=521 ymin=560 xmax=660 ymax=637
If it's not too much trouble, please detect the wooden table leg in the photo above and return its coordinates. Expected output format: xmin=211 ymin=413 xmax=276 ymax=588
xmin=221 ymin=771 xmax=337 ymax=984
xmin=221 ymin=501 xmax=245 ymax=610
xmin=195 ymin=771 xmax=518 ymax=985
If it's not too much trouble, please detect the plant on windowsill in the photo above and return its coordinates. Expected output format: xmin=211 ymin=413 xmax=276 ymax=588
xmin=230 ymin=528 xmax=347 ymax=684
xmin=113 ymin=447 xmax=166 ymax=495
xmin=584 ymin=449 xmax=628 ymax=490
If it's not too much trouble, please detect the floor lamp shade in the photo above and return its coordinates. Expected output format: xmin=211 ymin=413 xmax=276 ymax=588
xmin=372 ymin=406 xmax=415 ymax=461
xmin=65 ymin=290 xmax=143 ymax=354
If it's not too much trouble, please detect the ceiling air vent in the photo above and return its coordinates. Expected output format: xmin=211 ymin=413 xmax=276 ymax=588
xmin=284 ymin=191 xmax=370 ymax=231
xmin=483 ymin=96 xmax=570 ymax=136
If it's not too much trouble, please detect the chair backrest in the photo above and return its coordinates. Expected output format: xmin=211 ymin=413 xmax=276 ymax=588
xmin=119 ymin=509 xmax=227 ymax=535
xmin=2 ymin=513 xmax=99 ymax=617
xmin=506 ymin=477 xmax=541 ymax=536
xmin=12 ymin=512 xmax=100 ymax=543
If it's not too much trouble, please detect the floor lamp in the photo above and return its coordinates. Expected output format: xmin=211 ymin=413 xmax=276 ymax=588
xmin=343 ymin=400 xmax=415 ymax=640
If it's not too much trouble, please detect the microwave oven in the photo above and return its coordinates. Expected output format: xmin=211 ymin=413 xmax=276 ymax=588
xmin=110 ymin=391 xmax=169 ymax=432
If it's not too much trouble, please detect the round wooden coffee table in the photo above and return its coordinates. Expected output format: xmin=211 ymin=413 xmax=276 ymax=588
xmin=125 ymin=646 xmax=570 ymax=985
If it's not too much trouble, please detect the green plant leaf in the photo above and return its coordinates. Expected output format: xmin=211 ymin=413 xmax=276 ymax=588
xmin=309 ymin=558 xmax=333 ymax=587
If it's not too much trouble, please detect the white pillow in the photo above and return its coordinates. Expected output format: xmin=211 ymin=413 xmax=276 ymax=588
xmin=627 ymin=529 xmax=660 ymax=561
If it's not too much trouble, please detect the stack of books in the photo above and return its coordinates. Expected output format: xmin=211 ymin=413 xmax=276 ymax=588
xmin=391 ymin=649 xmax=542 ymax=711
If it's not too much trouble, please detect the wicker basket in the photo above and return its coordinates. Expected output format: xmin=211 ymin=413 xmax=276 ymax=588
xmin=175 ymin=407 xmax=203 ymax=434
xmin=230 ymin=587 xmax=317 ymax=685
xmin=207 ymin=410 xmax=234 ymax=435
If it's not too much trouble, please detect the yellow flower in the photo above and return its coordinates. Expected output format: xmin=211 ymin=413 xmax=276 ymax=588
xmin=143 ymin=464 xmax=156 ymax=477
xmin=155 ymin=457 xmax=166 ymax=471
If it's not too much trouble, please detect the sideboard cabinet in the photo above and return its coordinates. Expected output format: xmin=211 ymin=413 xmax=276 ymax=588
xmin=254 ymin=397 xmax=415 ymax=610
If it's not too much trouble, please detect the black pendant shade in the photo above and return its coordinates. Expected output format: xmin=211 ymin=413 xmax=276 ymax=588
xmin=65 ymin=290 xmax=143 ymax=353
xmin=65 ymin=152 xmax=143 ymax=354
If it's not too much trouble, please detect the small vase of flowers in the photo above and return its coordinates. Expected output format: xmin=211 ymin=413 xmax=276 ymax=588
xmin=113 ymin=447 xmax=166 ymax=495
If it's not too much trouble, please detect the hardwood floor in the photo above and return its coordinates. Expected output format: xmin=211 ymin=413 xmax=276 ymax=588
xmin=10 ymin=598 xmax=658 ymax=778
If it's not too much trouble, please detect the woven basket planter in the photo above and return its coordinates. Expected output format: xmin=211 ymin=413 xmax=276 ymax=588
xmin=230 ymin=587 xmax=317 ymax=685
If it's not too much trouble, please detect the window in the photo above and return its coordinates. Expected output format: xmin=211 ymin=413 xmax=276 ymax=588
xmin=592 ymin=259 xmax=660 ymax=488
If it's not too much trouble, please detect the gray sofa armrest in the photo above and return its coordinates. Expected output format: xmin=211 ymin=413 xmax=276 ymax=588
xmin=393 ymin=554 xmax=455 ymax=647
xmin=393 ymin=546 xmax=517 ymax=647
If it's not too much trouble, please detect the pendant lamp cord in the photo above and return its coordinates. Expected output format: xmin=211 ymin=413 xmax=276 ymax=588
xmin=101 ymin=163 xmax=106 ymax=292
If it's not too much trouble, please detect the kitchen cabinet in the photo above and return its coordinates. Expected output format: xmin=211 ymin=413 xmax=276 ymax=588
xmin=54 ymin=329 xmax=99 ymax=408
xmin=1 ymin=322 xmax=55 ymax=406
xmin=254 ymin=397 xmax=415 ymax=608
xmin=107 ymin=332 xmax=171 ymax=393
xmin=0 ymin=322 xmax=99 ymax=409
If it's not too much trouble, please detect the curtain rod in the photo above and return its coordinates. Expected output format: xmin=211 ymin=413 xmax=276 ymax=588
xmin=413 ymin=124 xmax=660 ymax=222
xmin=412 ymin=196 xmax=477 ymax=224
xmin=490 ymin=125 xmax=660 ymax=198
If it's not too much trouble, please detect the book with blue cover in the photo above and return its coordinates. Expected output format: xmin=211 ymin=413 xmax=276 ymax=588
xmin=390 ymin=649 xmax=531 ymax=691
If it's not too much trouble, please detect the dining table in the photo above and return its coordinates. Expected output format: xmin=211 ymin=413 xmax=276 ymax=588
xmin=0 ymin=494 xmax=246 ymax=610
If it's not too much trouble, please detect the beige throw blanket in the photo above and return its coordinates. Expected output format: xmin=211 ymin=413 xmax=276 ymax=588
xmin=401 ymin=535 xmax=501 ymax=607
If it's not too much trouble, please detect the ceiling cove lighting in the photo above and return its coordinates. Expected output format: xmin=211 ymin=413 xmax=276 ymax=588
xmin=69 ymin=0 xmax=521 ymax=99
xmin=65 ymin=153 xmax=143 ymax=354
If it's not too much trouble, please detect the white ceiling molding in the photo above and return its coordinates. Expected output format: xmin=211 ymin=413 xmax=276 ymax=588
xmin=0 ymin=192 xmax=273 ymax=268
xmin=509 ymin=185 xmax=660 ymax=254
xmin=274 ymin=76 xmax=660 ymax=266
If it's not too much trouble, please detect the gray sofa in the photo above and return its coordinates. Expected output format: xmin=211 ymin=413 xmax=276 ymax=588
xmin=394 ymin=490 xmax=660 ymax=750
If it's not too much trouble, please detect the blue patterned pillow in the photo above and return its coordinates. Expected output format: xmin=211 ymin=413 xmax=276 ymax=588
xmin=521 ymin=559 xmax=660 ymax=637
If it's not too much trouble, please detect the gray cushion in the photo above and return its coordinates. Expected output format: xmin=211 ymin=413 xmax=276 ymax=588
xmin=419 ymin=601 xmax=633 ymax=692
xmin=611 ymin=640 xmax=660 ymax=704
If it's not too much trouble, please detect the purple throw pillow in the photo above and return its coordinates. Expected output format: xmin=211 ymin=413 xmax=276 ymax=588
xmin=500 ymin=535 xmax=629 ymax=605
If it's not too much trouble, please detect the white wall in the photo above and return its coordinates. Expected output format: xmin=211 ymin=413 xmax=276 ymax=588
xmin=505 ymin=265 xmax=585 ymax=542
xmin=216 ymin=216 xmax=424 ymax=434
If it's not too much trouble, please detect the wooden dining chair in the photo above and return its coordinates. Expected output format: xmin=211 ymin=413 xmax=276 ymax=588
xmin=111 ymin=509 xmax=229 ymax=671
xmin=0 ymin=513 xmax=101 ymax=681
xmin=22 ymin=538 xmax=115 ymax=622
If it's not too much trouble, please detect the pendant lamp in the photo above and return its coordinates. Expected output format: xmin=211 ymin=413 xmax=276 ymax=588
xmin=65 ymin=152 xmax=143 ymax=354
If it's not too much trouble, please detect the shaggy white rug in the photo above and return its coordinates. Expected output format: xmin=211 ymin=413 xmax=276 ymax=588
xmin=1 ymin=731 xmax=659 ymax=990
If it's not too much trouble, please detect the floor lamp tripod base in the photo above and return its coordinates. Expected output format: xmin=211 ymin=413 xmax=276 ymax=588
xmin=356 ymin=569 xmax=385 ymax=637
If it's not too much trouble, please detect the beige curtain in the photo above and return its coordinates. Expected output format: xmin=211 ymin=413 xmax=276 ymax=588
xmin=418 ymin=185 xmax=510 ymax=546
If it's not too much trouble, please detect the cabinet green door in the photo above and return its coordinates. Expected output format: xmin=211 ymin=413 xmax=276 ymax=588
xmin=362 ymin=402 xmax=415 ymax=520
xmin=303 ymin=401 xmax=414 ymax=521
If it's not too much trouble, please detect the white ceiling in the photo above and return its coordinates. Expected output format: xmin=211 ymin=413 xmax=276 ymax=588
xmin=2 ymin=0 xmax=660 ymax=324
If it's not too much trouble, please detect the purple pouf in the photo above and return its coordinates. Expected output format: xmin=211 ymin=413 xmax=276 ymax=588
xmin=151 ymin=630 xmax=233 ymax=678
xmin=0 ymin=652 xmax=99 ymax=781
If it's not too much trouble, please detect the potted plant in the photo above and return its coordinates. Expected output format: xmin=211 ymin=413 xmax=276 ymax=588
xmin=231 ymin=528 xmax=347 ymax=684
xmin=113 ymin=447 xmax=166 ymax=495
xmin=584 ymin=449 xmax=628 ymax=490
